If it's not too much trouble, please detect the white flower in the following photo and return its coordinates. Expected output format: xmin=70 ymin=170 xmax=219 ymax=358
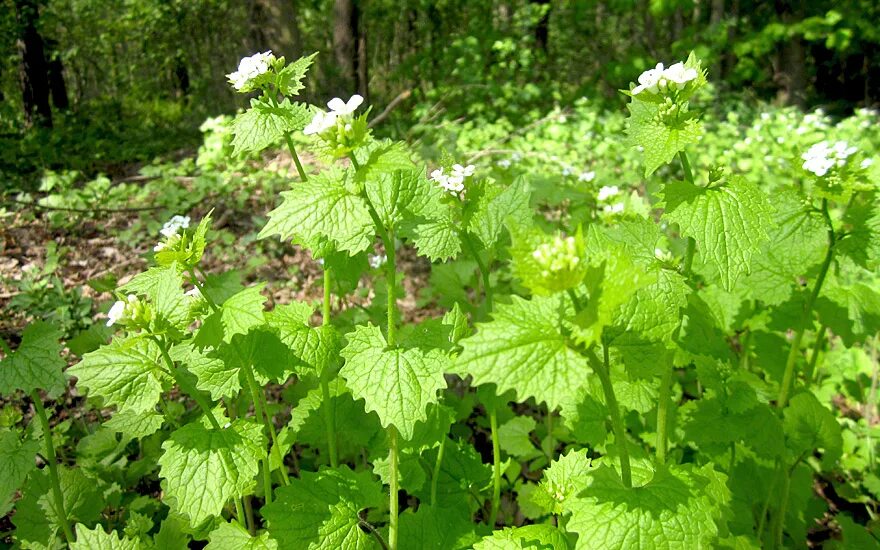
xmin=497 ymin=159 xmax=512 ymax=168
xmin=776 ymin=137 xmax=785 ymax=144
xmin=597 ymin=185 xmax=620 ymax=201
xmin=802 ymin=140 xmax=858 ymax=176
xmin=185 ymin=287 xmax=203 ymax=299
xmin=661 ymin=62 xmax=698 ymax=87
xmin=430 ymin=164 xmax=472 ymax=199
xmin=603 ymin=202 xmax=625 ymax=214
xmin=578 ymin=171 xmax=596 ymax=182
xmin=106 ymin=300 xmax=126 ymax=327
xmin=327 ymin=95 xmax=364 ymax=116
xmin=632 ymin=63 xmax=665 ymax=95
xmin=562 ymin=166 xmax=573 ymax=176
xmin=161 ymin=215 xmax=190 ymax=238
xmin=451 ymin=164 xmax=476 ymax=178
xmin=511 ymin=152 xmax=522 ymax=162
xmin=303 ymin=111 xmax=338 ymax=136
xmin=227 ymin=51 xmax=274 ymax=91
xmin=369 ymin=254 xmax=387 ymax=269
xmin=106 ymin=294 xmax=137 ymax=327
xmin=862 ymin=158 xmax=874 ymax=169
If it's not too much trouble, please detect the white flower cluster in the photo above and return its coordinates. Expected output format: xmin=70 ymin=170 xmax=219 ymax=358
xmin=632 ymin=61 xmax=698 ymax=95
xmin=227 ymin=51 xmax=275 ymax=92
xmin=578 ymin=171 xmax=596 ymax=183
xmin=532 ymin=235 xmax=580 ymax=278
xmin=154 ymin=215 xmax=190 ymax=252
xmin=430 ymin=163 xmax=475 ymax=199
xmin=801 ymin=141 xmax=858 ymax=177
xmin=304 ymin=95 xmax=364 ymax=136
xmin=597 ymin=185 xmax=619 ymax=201
xmin=107 ymin=294 xmax=138 ymax=327
xmin=369 ymin=254 xmax=387 ymax=269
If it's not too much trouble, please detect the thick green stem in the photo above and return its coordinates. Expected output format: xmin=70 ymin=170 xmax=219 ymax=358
xmin=320 ymin=266 xmax=339 ymax=468
xmin=285 ymin=134 xmax=308 ymax=181
xmin=739 ymin=329 xmax=752 ymax=371
xmin=323 ymin=267 xmax=333 ymax=325
xmin=590 ymin=347 xmax=632 ymax=488
xmin=678 ymin=150 xmax=695 ymax=184
xmin=243 ymin=365 xmax=274 ymax=504
xmin=773 ymin=459 xmax=801 ymax=549
xmin=489 ymin=407 xmax=501 ymax=526
xmin=656 ymin=353 xmax=674 ymax=464
xmin=777 ymin=200 xmax=834 ymax=409
xmin=385 ymin=231 xmax=397 ymax=346
xmin=31 ymin=391 xmax=74 ymax=544
xmin=244 ymin=496 xmax=256 ymax=535
xmin=430 ymin=437 xmax=446 ymax=506
xmin=321 ymin=378 xmax=339 ymax=468
xmin=388 ymin=426 xmax=399 ymax=550
xmin=257 ymin=389 xmax=289 ymax=486
xmin=677 ymin=151 xmax=697 ymax=274
xmin=756 ymin=462 xmax=781 ymax=542
xmin=802 ymin=325 xmax=827 ymax=390
xmin=463 ymin=232 xmax=493 ymax=313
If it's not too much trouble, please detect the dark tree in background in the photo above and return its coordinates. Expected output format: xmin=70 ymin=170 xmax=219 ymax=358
xmin=13 ymin=0 xmax=52 ymax=127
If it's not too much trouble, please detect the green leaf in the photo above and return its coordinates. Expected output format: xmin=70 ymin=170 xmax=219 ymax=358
xmin=557 ymin=389 xmax=608 ymax=448
xmin=467 ymin=178 xmax=532 ymax=249
xmin=626 ymin=99 xmax=702 ymax=176
xmin=207 ymin=521 xmax=278 ymax=550
xmin=474 ymin=524 xmax=571 ymax=549
xmin=740 ymin=188 xmax=827 ymax=305
xmin=70 ymin=335 xmax=168 ymax=414
xmin=355 ymin=139 xmax=417 ymax=182
xmin=104 ymin=409 xmax=165 ymax=440
xmin=498 ymin=416 xmax=538 ymax=458
xmin=456 ymin=295 xmax=588 ymax=410
xmin=231 ymin=98 xmax=312 ymax=155
xmin=528 ymin=448 xmax=594 ymax=516
xmin=784 ymin=392 xmax=843 ymax=466
xmin=262 ymin=466 xmax=384 ymax=550
xmin=13 ymin=466 xmax=103 ymax=548
xmin=0 ymin=321 xmax=66 ymax=396
xmin=121 ymin=264 xmax=190 ymax=330
xmin=563 ymin=463 xmax=731 ymax=549
xmin=413 ymin=216 xmax=462 ymax=261
xmin=259 ymin=167 xmax=374 ymax=255
xmin=412 ymin=439 xmax=492 ymax=509
xmin=158 ymin=419 xmax=265 ymax=526
xmin=365 ymin=168 xmax=434 ymax=230
xmin=398 ymin=504 xmax=481 ymax=549
xmin=660 ymin=176 xmax=774 ymax=291
xmin=267 ymin=304 xmax=342 ymax=379
xmin=0 ymin=429 xmax=39 ymax=515
xmin=172 ymin=343 xmax=239 ymax=401
xmin=72 ymin=524 xmax=142 ymax=550
xmin=196 ymin=284 xmax=267 ymax=346
xmin=340 ymin=324 xmax=448 ymax=439
xmin=276 ymin=52 xmax=317 ymax=97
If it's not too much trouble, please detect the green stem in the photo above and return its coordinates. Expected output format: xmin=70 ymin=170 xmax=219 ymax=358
xmin=777 ymin=199 xmax=835 ymax=409
xmin=656 ymin=353 xmax=674 ymax=464
xmin=773 ymin=459 xmax=800 ymax=549
xmin=285 ymin=134 xmax=308 ymax=181
xmin=489 ymin=406 xmax=502 ymax=526
xmin=678 ymin=150 xmax=695 ymax=184
xmin=244 ymin=496 xmax=256 ymax=535
xmin=590 ymin=346 xmax=632 ymax=488
xmin=677 ymin=150 xmax=697 ymax=275
xmin=462 ymin=232 xmax=493 ymax=313
xmin=258 ymin=389 xmax=290 ymax=486
xmin=320 ymin=265 xmax=339 ymax=468
xmin=30 ymin=391 xmax=74 ymax=544
xmin=323 ymin=267 xmax=333 ymax=325
xmin=756 ymin=462 xmax=781 ymax=542
xmin=234 ymin=499 xmax=246 ymax=530
xmin=802 ymin=325 xmax=827 ymax=390
xmin=430 ymin=437 xmax=446 ymax=506
xmin=243 ymin=365 xmax=274 ymax=504
xmin=384 ymin=227 xmax=398 ymax=346
xmin=739 ymin=329 xmax=752 ymax=371
xmin=388 ymin=426 xmax=399 ymax=550
xmin=321 ymin=377 xmax=339 ymax=468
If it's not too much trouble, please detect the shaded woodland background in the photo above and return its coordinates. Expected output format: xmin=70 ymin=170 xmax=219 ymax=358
xmin=2 ymin=0 xmax=879 ymax=185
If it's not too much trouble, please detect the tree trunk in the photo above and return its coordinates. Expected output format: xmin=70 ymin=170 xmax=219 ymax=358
xmin=774 ymin=0 xmax=807 ymax=107
xmin=710 ymin=0 xmax=725 ymax=79
xmin=333 ymin=0 xmax=357 ymax=95
xmin=356 ymin=9 xmax=368 ymax=102
xmin=44 ymin=39 xmax=68 ymax=111
xmin=531 ymin=0 xmax=551 ymax=52
xmin=249 ymin=0 xmax=302 ymax=59
xmin=14 ymin=0 xmax=52 ymax=128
